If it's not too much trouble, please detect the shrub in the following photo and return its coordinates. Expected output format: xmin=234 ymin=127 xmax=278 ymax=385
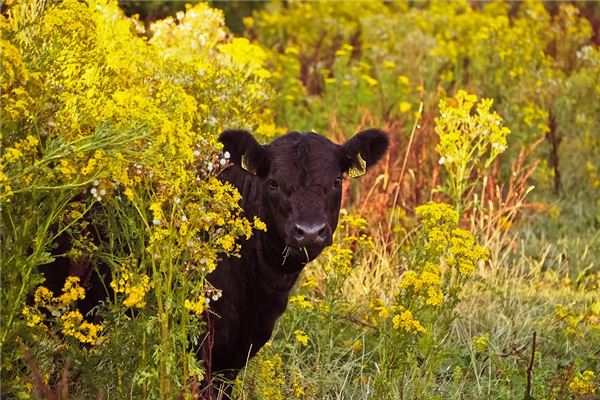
xmin=1 ymin=1 xmax=272 ymax=397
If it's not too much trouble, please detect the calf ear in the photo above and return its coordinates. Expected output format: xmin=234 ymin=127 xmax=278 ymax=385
xmin=218 ymin=130 xmax=268 ymax=176
xmin=341 ymin=128 xmax=389 ymax=178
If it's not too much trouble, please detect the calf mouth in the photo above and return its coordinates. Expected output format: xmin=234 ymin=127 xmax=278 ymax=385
xmin=281 ymin=244 xmax=324 ymax=267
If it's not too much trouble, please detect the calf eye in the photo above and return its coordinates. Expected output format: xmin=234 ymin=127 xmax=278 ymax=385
xmin=334 ymin=177 xmax=343 ymax=188
xmin=268 ymin=180 xmax=279 ymax=190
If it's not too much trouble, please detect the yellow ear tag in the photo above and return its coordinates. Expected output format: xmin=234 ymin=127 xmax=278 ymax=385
xmin=347 ymin=153 xmax=367 ymax=178
xmin=241 ymin=154 xmax=256 ymax=175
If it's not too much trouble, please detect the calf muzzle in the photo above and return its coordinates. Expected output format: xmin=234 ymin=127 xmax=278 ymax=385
xmin=291 ymin=222 xmax=331 ymax=247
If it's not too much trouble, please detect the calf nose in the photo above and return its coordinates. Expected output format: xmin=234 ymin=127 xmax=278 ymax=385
xmin=293 ymin=223 xmax=329 ymax=246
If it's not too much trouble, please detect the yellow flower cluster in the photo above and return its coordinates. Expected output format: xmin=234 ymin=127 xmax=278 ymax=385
xmin=293 ymin=330 xmax=309 ymax=347
xmin=392 ymin=306 xmax=426 ymax=334
xmin=399 ymin=262 xmax=444 ymax=306
xmin=252 ymin=345 xmax=286 ymax=400
xmin=58 ymin=276 xmax=86 ymax=305
xmin=253 ymin=216 xmax=267 ymax=232
xmin=23 ymin=278 xmax=103 ymax=345
xmin=416 ymin=202 xmax=489 ymax=276
xmin=142 ymin=177 xmax=259 ymax=273
xmin=183 ymin=298 xmax=205 ymax=316
xmin=33 ymin=286 xmax=54 ymax=307
xmin=569 ymin=370 xmax=597 ymax=395
xmin=369 ymin=297 xmax=390 ymax=320
xmin=3 ymin=0 xmax=275 ymax=394
xmin=366 ymin=297 xmax=391 ymax=328
xmin=471 ymin=334 xmax=490 ymax=352
xmin=61 ymin=310 xmax=103 ymax=345
xmin=322 ymin=214 xmax=375 ymax=279
xmin=324 ymin=247 xmax=353 ymax=276
xmin=586 ymin=162 xmax=600 ymax=189
xmin=110 ymin=267 xmax=151 ymax=309
xmin=449 ymin=228 xmax=489 ymax=275
xmin=289 ymin=295 xmax=313 ymax=310
xmin=219 ymin=38 xmax=271 ymax=79
xmin=416 ymin=202 xmax=459 ymax=229
xmin=350 ymin=340 xmax=363 ymax=353
xmin=0 ymin=38 xmax=39 ymax=123
xmin=21 ymin=306 xmax=43 ymax=328
xmin=292 ymin=379 xmax=305 ymax=398
xmin=0 ymin=133 xmax=40 ymax=200
xmin=434 ymin=90 xmax=511 ymax=203
xmin=389 ymin=202 xmax=488 ymax=343
xmin=32 ymin=277 xmax=85 ymax=311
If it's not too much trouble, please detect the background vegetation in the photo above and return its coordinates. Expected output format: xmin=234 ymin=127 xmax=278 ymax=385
xmin=1 ymin=0 xmax=599 ymax=399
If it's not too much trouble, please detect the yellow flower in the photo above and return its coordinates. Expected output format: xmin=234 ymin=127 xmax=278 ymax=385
xmin=450 ymin=228 xmax=489 ymax=275
xmin=58 ymin=276 xmax=86 ymax=305
xmin=369 ymin=297 xmax=389 ymax=320
xmin=554 ymin=304 xmax=583 ymax=335
xmin=57 ymin=159 xmax=78 ymax=178
xmin=472 ymin=334 xmax=490 ymax=352
xmin=123 ymin=277 xmax=150 ymax=308
xmin=399 ymin=271 xmax=422 ymax=293
xmin=383 ymin=60 xmax=396 ymax=69
xmin=294 ymin=329 xmax=309 ymax=347
xmin=392 ymin=307 xmax=426 ymax=334
xmin=399 ymin=101 xmax=412 ymax=113
xmin=569 ymin=370 xmax=597 ymax=395
xmin=399 ymin=263 xmax=444 ymax=306
xmin=425 ymin=286 xmax=444 ymax=306
xmin=284 ymin=46 xmax=299 ymax=55
xmin=253 ymin=350 xmax=285 ymax=399
xmin=416 ymin=202 xmax=458 ymax=229
xmin=289 ymin=295 xmax=313 ymax=309
xmin=2 ymin=147 xmax=23 ymax=163
xmin=360 ymin=74 xmax=378 ymax=87
xmin=397 ymin=75 xmax=410 ymax=85
xmin=15 ymin=135 xmax=39 ymax=150
xmin=184 ymin=298 xmax=205 ymax=315
xmin=111 ymin=266 xmax=151 ymax=308
xmin=124 ymin=187 xmax=134 ymax=200
xmin=61 ymin=310 xmax=103 ymax=345
xmin=219 ymin=38 xmax=270 ymax=79
xmin=22 ymin=306 xmax=43 ymax=328
xmin=242 ymin=16 xmax=254 ymax=28
xmin=292 ymin=380 xmax=305 ymax=397
xmin=350 ymin=340 xmax=363 ymax=353
xmin=34 ymin=286 xmax=53 ymax=306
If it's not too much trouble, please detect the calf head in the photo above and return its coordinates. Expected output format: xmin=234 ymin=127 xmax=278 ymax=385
xmin=219 ymin=129 xmax=388 ymax=268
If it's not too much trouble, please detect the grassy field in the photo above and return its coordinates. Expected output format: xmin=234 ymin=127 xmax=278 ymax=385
xmin=1 ymin=1 xmax=599 ymax=399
